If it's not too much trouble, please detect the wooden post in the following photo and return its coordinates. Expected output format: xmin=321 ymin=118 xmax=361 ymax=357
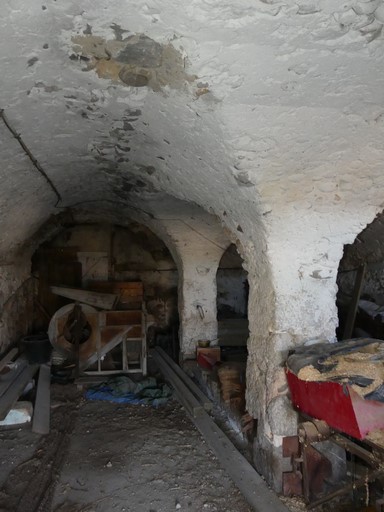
xmin=32 ymin=363 xmax=51 ymax=435
xmin=342 ymin=263 xmax=366 ymax=340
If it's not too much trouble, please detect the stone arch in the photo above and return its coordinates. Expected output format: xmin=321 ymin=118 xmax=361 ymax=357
xmin=337 ymin=210 xmax=384 ymax=341
xmin=215 ymin=243 xmax=249 ymax=370
xmin=31 ymin=222 xmax=180 ymax=353
xmin=216 ymin=243 xmax=249 ymax=322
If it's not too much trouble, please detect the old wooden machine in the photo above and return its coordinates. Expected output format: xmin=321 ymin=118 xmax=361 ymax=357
xmin=48 ymin=281 xmax=147 ymax=376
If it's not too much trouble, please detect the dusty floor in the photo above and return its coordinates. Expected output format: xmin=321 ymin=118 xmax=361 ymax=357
xmin=0 ymin=382 xmax=371 ymax=512
xmin=52 ymin=398 xmax=253 ymax=512
xmin=0 ymin=384 xmax=254 ymax=512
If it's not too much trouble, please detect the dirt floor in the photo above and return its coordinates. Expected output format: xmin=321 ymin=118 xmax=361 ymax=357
xmin=52 ymin=398 xmax=253 ymax=512
xmin=0 ymin=384 xmax=255 ymax=512
xmin=0 ymin=382 xmax=370 ymax=512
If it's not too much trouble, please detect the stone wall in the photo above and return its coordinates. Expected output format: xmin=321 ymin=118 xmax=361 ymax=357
xmin=248 ymin=204 xmax=384 ymax=490
xmin=0 ymin=258 xmax=35 ymax=352
xmin=1 ymin=0 xmax=384 ymax=493
xmin=34 ymin=223 xmax=179 ymax=335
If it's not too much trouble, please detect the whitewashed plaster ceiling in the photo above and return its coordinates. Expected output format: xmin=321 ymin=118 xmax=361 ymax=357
xmin=1 ymin=0 xmax=384 ymax=257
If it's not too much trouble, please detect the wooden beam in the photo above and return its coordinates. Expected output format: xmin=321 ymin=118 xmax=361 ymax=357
xmin=50 ymin=286 xmax=118 ymax=310
xmin=0 ymin=358 xmax=27 ymax=399
xmin=193 ymin=412 xmax=290 ymax=512
xmin=155 ymin=347 xmax=212 ymax=411
xmin=151 ymin=349 xmax=289 ymax=512
xmin=32 ymin=364 xmax=51 ymax=435
xmin=342 ymin=263 xmax=366 ymax=340
xmin=0 ymin=363 xmax=39 ymax=420
xmin=152 ymin=352 xmax=204 ymax=417
xmin=0 ymin=347 xmax=18 ymax=373
xmin=79 ymin=327 xmax=132 ymax=371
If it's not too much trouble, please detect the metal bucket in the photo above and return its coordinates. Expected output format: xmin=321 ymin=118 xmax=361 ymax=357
xmin=21 ymin=334 xmax=52 ymax=364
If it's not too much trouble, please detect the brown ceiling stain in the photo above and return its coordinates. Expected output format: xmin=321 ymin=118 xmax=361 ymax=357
xmin=72 ymin=33 xmax=196 ymax=91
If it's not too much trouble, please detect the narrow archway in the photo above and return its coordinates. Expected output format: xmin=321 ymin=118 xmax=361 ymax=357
xmin=337 ymin=211 xmax=384 ymax=340
xmin=214 ymin=243 xmax=250 ymax=421
xmin=216 ymin=243 xmax=249 ymax=359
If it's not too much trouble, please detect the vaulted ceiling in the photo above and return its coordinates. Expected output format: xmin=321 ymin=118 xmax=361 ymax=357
xmin=1 ymin=0 xmax=384 ymax=258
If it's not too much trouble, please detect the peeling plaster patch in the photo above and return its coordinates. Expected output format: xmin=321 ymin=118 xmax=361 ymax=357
xmin=28 ymin=82 xmax=61 ymax=95
xmin=373 ymin=112 xmax=384 ymax=125
xmin=110 ymin=23 xmax=129 ymax=41
xmin=27 ymin=56 xmax=38 ymax=67
xmin=195 ymin=85 xmax=210 ymax=97
xmin=233 ymin=171 xmax=255 ymax=187
xmin=310 ymin=3 xmax=384 ymax=44
xmin=288 ymin=63 xmax=312 ymax=76
xmin=143 ymin=165 xmax=156 ymax=175
xmin=101 ymin=168 xmax=159 ymax=200
xmin=310 ymin=269 xmax=332 ymax=279
xmin=83 ymin=24 xmax=92 ymax=35
xmin=88 ymin=108 xmax=140 ymax=167
xmin=71 ymin=33 xmax=196 ymax=92
xmin=296 ymin=4 xmax=321 ymax=16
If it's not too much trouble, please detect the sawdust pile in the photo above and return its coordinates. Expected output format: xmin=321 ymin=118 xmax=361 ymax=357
xmin=297 ymin=348 xmax=384 ymax=398
xmin=297 ymin=365 xmax=322 ymax=381
xmin=365 ymin=428 xmax=384 ymax=448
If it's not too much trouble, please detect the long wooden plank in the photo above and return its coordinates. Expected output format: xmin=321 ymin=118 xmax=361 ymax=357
xmin=193 ymin=412 xmax=290 ymax=512
xmin=342 ymin=263 xmax=366 ymax=339
xmin=50 ymin=286 xmax=118 ymax=310
xmin=152 ymin=349 xmax=289 ymax=512
xmin=32 ymin=364 xmax=51 ymax=434
xmin=155 ymin=347 xmax=212 ymax=411
xmin=0 ymin=358 xmax=28 ymax=399
xmin=152 ymin=351 xmax=204 ymax=417
xmin=0 ymin=347 xmax=18 ymax=373
xmin=0 ymin=364 xmax=39 ymax=420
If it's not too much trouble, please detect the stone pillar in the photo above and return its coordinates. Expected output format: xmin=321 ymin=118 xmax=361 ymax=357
xmin=245 ymin=207 xmax=383 ymax=491
xmin=178 ymin=251 xmax=223 ymax=358
xmin=176 ymin=232 xmax=230 ymax=358
xmin=151 ymin=216 xmax=230 ymax=359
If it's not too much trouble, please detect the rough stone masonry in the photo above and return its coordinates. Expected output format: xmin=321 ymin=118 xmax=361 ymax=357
xmin=1 ymin=0 xmax=384 ymax=491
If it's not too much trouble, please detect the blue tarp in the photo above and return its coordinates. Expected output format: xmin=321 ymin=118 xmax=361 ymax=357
xmin=85 ymin=375 xmax=172 ymax=407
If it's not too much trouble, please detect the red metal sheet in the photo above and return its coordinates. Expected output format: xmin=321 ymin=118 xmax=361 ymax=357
xmin=286 ymin=369 xmax=384 ymax=439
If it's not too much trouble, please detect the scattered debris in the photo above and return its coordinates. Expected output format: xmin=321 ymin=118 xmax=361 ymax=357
xmin=196 ymin=346 xmax=221 ymax=371
xmin=0 ymin=401 xmax=33 ymax=427
xmin=52 ymin=399 xmax=252 ymax=512
xmin=0 ymin=385 xmax=81 ymax=512
xmin=0 ymin=351 xmax=38 ymax=421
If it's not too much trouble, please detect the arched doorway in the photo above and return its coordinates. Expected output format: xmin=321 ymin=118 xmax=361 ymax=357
xmin=216 ymin=243 xmax=249 ymax=358
xmin=337 ymin=211 xmax=384 ymax=340
xmin=215 ymin=244 xmax=249 ymax=416
xmin=32 ymin=222 xmax=179 ymax=371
